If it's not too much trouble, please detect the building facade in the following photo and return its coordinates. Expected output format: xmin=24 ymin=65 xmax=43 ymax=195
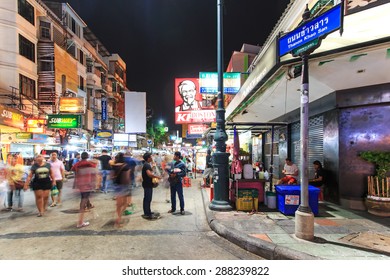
xmin=0 ymin=0 xmax=128 ymax=158
xmin=225 ymin=0 xmax=390 ymax=209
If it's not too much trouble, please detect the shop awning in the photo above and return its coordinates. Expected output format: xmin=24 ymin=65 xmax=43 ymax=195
xmin=203 ymin=122 xmax=287 ymax=137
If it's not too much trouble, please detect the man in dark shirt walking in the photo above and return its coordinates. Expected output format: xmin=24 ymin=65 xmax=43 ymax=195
xmin=98 ymin=150 xmax=112 ymax=193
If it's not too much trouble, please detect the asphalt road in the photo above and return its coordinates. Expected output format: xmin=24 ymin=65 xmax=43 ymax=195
xmin=0 ymin=178 xmax=262 ymax=260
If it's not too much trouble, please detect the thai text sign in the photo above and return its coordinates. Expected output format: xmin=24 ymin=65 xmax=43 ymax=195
xmin=47 ymin=114 xmax=81 ymax=129
xmin=199 ymin=72 xmax=241 ymax=94
xmin=279 ymin=3 xmax=343 ymax=57
xmin=0 ymin=104 xmax=24 ymax=129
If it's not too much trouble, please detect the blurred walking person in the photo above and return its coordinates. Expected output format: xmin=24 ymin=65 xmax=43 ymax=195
xmin=6 ymin=154 xmax=26 ymax=211
xmin=48 ymin=152 xmax=65 ymax=207
xmin=98 ymin=149 xmax=112 ymax=193
xmin=72 ymin=152 xmax=97 ymax=228
xmin=111 ymin=152 xmax=131 ymax=228
xmin=25 ymin=155 xmax=56 ymax=217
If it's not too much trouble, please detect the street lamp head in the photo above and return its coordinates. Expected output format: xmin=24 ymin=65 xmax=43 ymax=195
xmin=159 ymin=120 xmax=164 ymax=125
xmin=302 ymin=4 xmax=310 ymax=22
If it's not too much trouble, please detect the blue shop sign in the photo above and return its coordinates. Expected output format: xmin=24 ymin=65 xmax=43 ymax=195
xmin=26 ymin=133 xmax=49 ymax=143
xmin=279 ymin=3 xmax=343 ymax=57
xmin=186 ymin=132 xmax=202 ymax=139
xmin=101 ymin=98 xmax=107 ymax=121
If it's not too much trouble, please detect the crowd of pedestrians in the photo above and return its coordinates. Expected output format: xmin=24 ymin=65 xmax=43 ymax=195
xmin=1 ymin=149 xmax=195 ymax=229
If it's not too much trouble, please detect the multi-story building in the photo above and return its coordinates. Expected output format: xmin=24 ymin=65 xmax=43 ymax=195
xmin=0 ymin=0 xmax=127 ymax=157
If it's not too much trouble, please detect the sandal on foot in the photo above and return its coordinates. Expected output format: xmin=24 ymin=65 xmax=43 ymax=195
xmin=37 ymin=213 xmax=42 ymax=217
xmin=77 ymin=221 xmax=90 ymax=228
xmin=50 ymin=203 xmax=57 ymax=207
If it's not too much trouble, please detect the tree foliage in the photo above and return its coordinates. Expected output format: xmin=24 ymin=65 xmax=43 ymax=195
xmin=146 ymin=120 xmax=169 ymax=147
xmin=359 ymin=151 xmax=390 ymax=179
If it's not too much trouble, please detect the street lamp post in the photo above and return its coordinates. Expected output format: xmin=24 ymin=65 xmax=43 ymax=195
xmin=295 ymin=5 xmax=314 ymax=241
xmin=209 ymin=0 xmax=232 ymax=211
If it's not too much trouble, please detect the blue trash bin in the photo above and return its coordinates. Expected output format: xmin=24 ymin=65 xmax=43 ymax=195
xmin=275 ymin=185 xmax=320 ymax=216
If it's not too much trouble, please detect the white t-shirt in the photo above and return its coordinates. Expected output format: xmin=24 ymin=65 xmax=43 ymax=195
xmin=48 ymin=159 xmax=65 ymax=180
xmin=284 ymin=163 xmax=299 ymax=179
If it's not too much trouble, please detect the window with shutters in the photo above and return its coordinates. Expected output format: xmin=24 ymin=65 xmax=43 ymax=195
xmin=19 ymin=74 xmax=36 ymax=99
xmin=39 ymin=21 xmax=51 ymax=40
xmin=18 ymin=0 xmax=35 ymax=25
xmin=19 ymin=34 xmax=35 ymax=62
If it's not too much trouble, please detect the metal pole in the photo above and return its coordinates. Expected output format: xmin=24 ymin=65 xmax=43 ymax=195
xmin=295 ymin=4 xmax=314 ymax=241
xmin=299 ymin=53 xmax=310 ymax=210
xmin=269 ymin=126 xmax=274 ymax=188
xmin=209 ymin=0 xmax=232 ymax=211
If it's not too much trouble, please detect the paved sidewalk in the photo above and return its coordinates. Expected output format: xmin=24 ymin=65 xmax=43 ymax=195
xmin=1 ymin=176 xmax=389 ymax=260
xmin=197 ymin=178 xmax=390 ymax=260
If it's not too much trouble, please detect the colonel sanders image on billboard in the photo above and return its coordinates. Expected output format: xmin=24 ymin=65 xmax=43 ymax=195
xmin=174 ymin=78 xmax=216 ymax=124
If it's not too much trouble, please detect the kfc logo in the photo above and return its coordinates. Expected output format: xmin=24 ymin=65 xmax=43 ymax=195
xmin=175 ymin=110 xmax=216 ymax=124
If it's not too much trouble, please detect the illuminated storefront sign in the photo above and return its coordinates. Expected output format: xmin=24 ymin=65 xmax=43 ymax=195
xmin=188 ymin=124 xmax=209 ymax=135
xmin=16 ymin=132 xmax=32 ymax=139
xmin=0 ymin=104 xmax=24 ymax=129
xmin=59 ymin=97 xmax=85 ymax=113
xmin=199 ymin=72 xmax=241 ymax=94
xmin=175 ymin=110 xmax=216 ymax=124
xmin=96 ymin=130 xmax=113 ymax=139
xmin=26 ymin=119 xmax=46 ymax=133
xmin=174 ymin=78 xmax=216 ymax=124
xmin=47 ymin=114 xmax=81 ymax=129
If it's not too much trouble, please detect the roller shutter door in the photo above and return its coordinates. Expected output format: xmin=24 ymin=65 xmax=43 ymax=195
xmin=290 ymin=115 xmax=324 ymax=177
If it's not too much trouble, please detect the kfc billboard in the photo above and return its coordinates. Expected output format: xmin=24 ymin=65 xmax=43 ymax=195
xmin=174 ymin=78 xmax=216 ymax=124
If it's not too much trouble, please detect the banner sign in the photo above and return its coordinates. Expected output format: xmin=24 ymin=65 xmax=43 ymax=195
xmin=59 ymin=97 xmax=85 ymax=114
xmin=175 ymin=110 xmax=216 ymax=124
xmin=279 ymin=3 xmax=343 ymax=57
xmin=47 ymin=114 xmax=81 ymax=129
xmin=101 ymin=98 xmax=107 ymax=121
xmin=188 ymin=124 xmax=209 ymax=135
xmin=199 ymin=72 xmax=241 ymax=94
xmin=0 ymin=104 xmax=24 ymax=129
xmin=124 ymin=92 xmax=146 ymax=133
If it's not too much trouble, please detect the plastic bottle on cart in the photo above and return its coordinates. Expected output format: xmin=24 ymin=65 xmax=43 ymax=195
xmin=264 ymin=170 xmax=269 ymax=180
xmin=258 ymin=171 xmax=264 ymax=179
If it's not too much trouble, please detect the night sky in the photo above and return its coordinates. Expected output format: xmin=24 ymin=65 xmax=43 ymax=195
xmin=47 ymin=0 xmax=290 ymax=131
